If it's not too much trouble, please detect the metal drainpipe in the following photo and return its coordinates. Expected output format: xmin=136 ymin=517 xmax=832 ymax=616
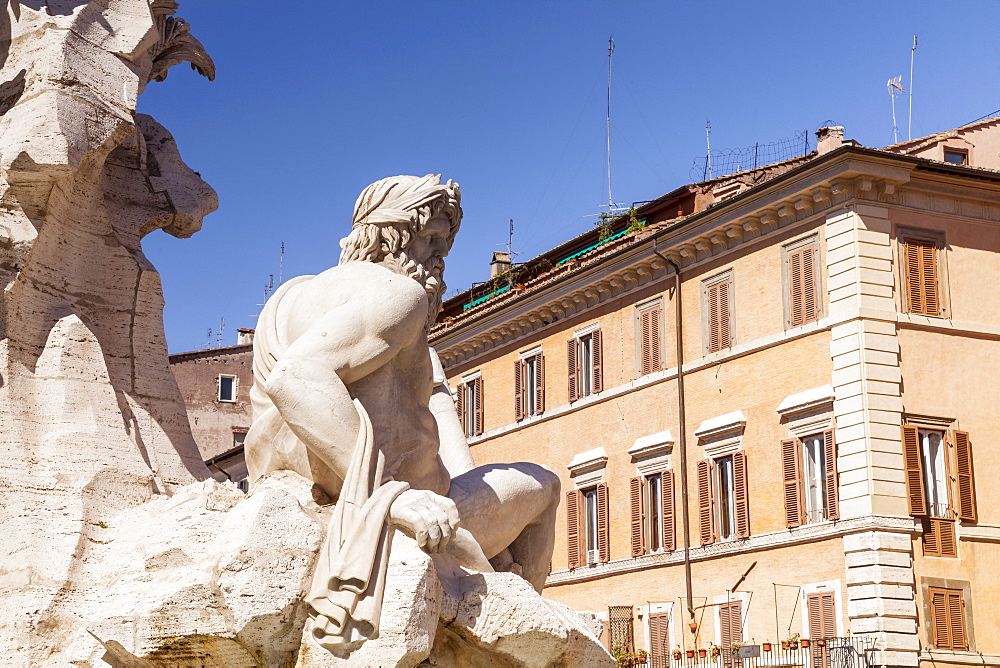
xmin=652 ymin=240 xmax=695 ymax=623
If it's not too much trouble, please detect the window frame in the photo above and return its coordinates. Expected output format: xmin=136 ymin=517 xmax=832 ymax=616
xmin=568 ymin=323 xmax=603 ymax=402
xmin=701 ymin=270 xmax=734 ymax=355
xmin=565 ymin=481 xmax=609 ymax=568
xmin=217 ymin=374 xmax=237 ymax=403
xmin=896 ymin=226 xmax=949 ymax=318
xmin=922 ymin=580 xmax=972 ymax=652
xmin=782 ymin=234 xmax=822 ymax=329
xmin=942 ymin=147 xmax=969 ymax=165
xmin=456 ymin=372 xmax=484 ymax=438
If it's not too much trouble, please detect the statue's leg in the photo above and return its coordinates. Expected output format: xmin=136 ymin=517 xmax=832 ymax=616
xmin=447 ymin=462 xmax=559 ymax=593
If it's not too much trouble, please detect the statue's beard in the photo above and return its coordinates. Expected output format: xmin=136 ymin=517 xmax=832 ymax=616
xmin=383 ymin=252 xmax=446 ymax=330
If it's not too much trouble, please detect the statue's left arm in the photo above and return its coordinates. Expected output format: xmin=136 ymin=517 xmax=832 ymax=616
xmin=428 ymin=348 xmax=476 ymax=478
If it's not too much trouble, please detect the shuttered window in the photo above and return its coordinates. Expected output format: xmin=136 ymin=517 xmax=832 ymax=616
xmin=456 ymin=376 xmax=484 ymax=437
xmin=638 ymin=304 xmax=662 ymax=376
xmin=647 ymin=612 xmax=671 ymax=664
xmin=787 ymin=243 xmax=819 ymax=327
xmin=719 ymin=601 xmax=743 ymax=668
xmin=629 ymin=471 xmax=675 ymax=556
xmin=515 ymin=352 xmax=544 ymax=421
xmin=929 ymin=587 xmax=968 ymax=651
xmin=901 ymin=235 xmax=941 ymax=316
xmin=567 ymin=484 xmax=609 ymax=568
xmin=698 ymin=454 xmax=750 ymax=544
xmin=922 ymin=516 xmax=957 ymax=558
xmin=706 ymin=277 xmax=732 ymax=354
xmin=568 ymin=329 xmax=603 ymax=401
xmin=782 ymin=430 xmax=838 ymax=527
xmin=808 ymin=591 xmax=837 ymax=668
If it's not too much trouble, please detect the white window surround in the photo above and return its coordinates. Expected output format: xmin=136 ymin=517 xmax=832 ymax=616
xmin=777 ymin=386 xmax=834 ymax=436
xmin=461 ymin=369 xmax=482 ymax=381
xmin=567 ymin=447 xmax=608 ymax=488
xmin=518 ymin=345 xmax=542 ymax=359
xmin=696 ymin=411 xmax=746 ymax=458
xmin=218 ymin=374 xmax=237 ymax=403
xmin=799 ymin=580 xmax=845 ymax=639
xmin=573 ymin=321 xmax=601 ymax=337
xmin=638 ymin=601 xmax=674 ymax=656
xmin=629 ymin=430 xmax=673 ymax=475
xmin=713 ymin=592 xmax=749 ymax=644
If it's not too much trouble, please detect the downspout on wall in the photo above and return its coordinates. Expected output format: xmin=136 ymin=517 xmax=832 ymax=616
xmin=653 ymin=240 xmax=695 ymax=626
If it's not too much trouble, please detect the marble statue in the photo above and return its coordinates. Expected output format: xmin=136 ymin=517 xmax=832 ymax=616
xmin=246 ymin=174 xmax=562 ymax=652
xmin=0 ymin=0 xmax=218 ymax=659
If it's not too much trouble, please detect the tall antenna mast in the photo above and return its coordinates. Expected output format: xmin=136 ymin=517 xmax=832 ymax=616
xmin=606 ymin=36 xmax=615 ymax=211
xmin=705 ymin=120 xmax=713 ymax=180
xmin=887 ymin=76 xmax=904 ymax=144
xmin=908 ymin=35 xmax=917 ymax=140
xmin=278 ymin=241 xmax=285 ymax=285
xmin=504 ymin=218 xmax=516 ymax=259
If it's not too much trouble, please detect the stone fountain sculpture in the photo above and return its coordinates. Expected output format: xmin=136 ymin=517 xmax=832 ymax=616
xmin=0 ymin=2 xmax=613 ymax=666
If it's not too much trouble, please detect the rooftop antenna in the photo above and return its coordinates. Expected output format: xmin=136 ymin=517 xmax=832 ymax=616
xmin=908 ymin=35 xmax=917 ymax=140
xmin=605 ymin=36 xmax=615 ymax=212
xmin=278 ymin=241 xmax=285 ymax=285
xmin=887 ymin=76 xmax=905 ymax=144
xmin=704 ymin=120 xmax=713 ymax=180
xmin=499 ymin=218 xmax=517 ymax=262
xmin=206 ymin=317 xmax=224 ymax=348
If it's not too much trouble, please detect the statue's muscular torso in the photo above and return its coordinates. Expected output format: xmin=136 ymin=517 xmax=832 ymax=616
xmin=264 ymin=261 xmax=451 ymax=497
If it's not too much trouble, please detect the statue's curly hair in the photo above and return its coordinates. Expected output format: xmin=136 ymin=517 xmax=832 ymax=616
xmin=339 ymin=174 xmax=462 ymax=266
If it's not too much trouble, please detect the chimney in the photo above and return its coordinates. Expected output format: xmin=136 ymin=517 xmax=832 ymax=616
xmin=490 ymin=251 xmax=511 ymax=278
xmin=237 ymin=328 xmax=255 ymax=345
xmin=815 ymin=125 xmax=845 ymax=155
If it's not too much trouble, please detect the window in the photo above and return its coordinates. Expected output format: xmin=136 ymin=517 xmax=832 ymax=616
xmin=566 ymin=483 xmax=609 ymax=567
xmin=784 ymin=236 xmax=820 ymax=327
xmin=902 ymin=424 xmax=977 ymax=558
xmin=781 ymin=431 xmax=838 ymax=527
xmin=218 ymin=374 xmax=237 ymax=402
xmin=630 ymin=471 xmax=675 ymax=556
xmin=943 ymin=148 xmax=969 ymax=165
xmin=899 ymin=231 xmax=944 ymax=316
xmin=928 ymin=587 xmax=968 ymax=650
xmin=647 ymin=610 xmax=671 ymax=665
xmin=703 ymin=272 xmax=733 ymax=354
xmin=636 ymin=301 xmax=662 ymax=376
xmin=807 ymin=591 xmax=838 ymax=667
xmin=697 ymin=452 xmax=749 ymax=544
xmin=515 ymin=351 xmax=544 ymax=420
xmin=456 ymin=375 xmax=484 ymax=437
xmin=568 ymin=328 xmax=603 ymax=401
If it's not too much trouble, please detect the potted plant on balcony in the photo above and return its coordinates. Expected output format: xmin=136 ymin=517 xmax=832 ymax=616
xmin=686 ymin=649 xmax=696 ymax=658
xmin=710 ymin=645 xmax=721 ymax=659
xmin=698 ymin=648 xmax=707 ymax=658
xmin=611 ymin=647 xmax=649 ymax=667
xmin=673 ymin=648 xmax=683 ymax=661
xmin=800 ymin=639 xmax=810 ymax=649
xmin=783 ymin=633 xmax=800 ymax=650
xmin=731 ymin=642 xmax=746 ymax=657
xmin=762 ymin=642 xmax=772 ymax=652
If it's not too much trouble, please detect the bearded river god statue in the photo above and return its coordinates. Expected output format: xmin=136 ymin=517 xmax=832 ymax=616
xmin=246 ymin=175 xmax=575 ymax=655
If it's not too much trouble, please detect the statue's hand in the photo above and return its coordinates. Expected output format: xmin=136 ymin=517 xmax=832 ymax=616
xmin=388 ymin=488 xmax=460 ymax=554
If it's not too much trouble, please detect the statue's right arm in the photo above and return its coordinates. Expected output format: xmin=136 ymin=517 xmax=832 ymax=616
xmin=262 ymin=280 xmax=427 ymax=480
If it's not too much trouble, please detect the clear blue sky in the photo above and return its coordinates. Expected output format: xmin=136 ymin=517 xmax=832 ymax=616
xmin=139 ymin=1 xmax=1000 ymax=353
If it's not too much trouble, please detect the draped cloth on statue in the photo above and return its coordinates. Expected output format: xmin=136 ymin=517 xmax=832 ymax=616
xmin=306 ymin=399 xmax=409 ymax=648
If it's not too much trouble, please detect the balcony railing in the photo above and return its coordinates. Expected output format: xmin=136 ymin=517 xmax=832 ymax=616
xmin=634 ymin=637 xmax=876 ymax=668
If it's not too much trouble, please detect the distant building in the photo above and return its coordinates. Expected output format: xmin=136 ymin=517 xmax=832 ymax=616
xmin=429 ymin=117 xmax=1000 ymax=668
xmin=170 ymin=328 xmax=254 ymax=489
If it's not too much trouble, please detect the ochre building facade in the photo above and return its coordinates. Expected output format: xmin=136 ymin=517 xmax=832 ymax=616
xmin=430 ymin=120 xmax=1000 ymax=668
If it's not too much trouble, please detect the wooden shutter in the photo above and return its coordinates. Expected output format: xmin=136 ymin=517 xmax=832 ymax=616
xmin=567 ymin=339 xmax=579 ymax=402
xmin=514 ymin=359 xmax=524 ymax=422
xmin=789 ymin=245 xmax=818 ymax=327
xmin=901 ymin=425 xmax=927 ymax=516
xmin=953 ymin=430 xmax=977 ymax=522
xmin=473 ymin=376 xmax=484 ymax=436
xmin=456 ymin=382 xmax=466 ymax=433
xmin=807 ymin=592 xmax=837 ymax=640
xmin=630 ymin=476 xmax=644 ymax=556
xmin=591 ymin=329 xmax=604 ymax=393
xmin=648 ymin=612 xmax=670 ymax=660
xmin=661 ymin=470 xmax=675 ymax=551
xmin=720 ymin=600 xmax=743 ymax=667
xmin=782 ymin=438 xmax=804 ymax=528
xmin=596 ymin=482 xmax=610 ymax=563
xmin=930 ymin=587 xmax=968 ymax=650
xmin=922 ymin=517 xmax=956 ymax=558
xmin=566 ymin=489 xmax=583 ymax=569
xmin=903 ymin=237 xmax=940 ymax=315
xmin=640 ymin=307 xmax=661 ymax=375
xmin=733 ymin=451 xmax=750 ymax=539
xmin=534 ymin=353 xmax=545 ymax=415
xmin=823 ymin=429 xmax=839 ymax=521
xmin=708 ymin=279 xmax=731 ymax=353
xmin=698 ymin=459 xmax=714 ymax=545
